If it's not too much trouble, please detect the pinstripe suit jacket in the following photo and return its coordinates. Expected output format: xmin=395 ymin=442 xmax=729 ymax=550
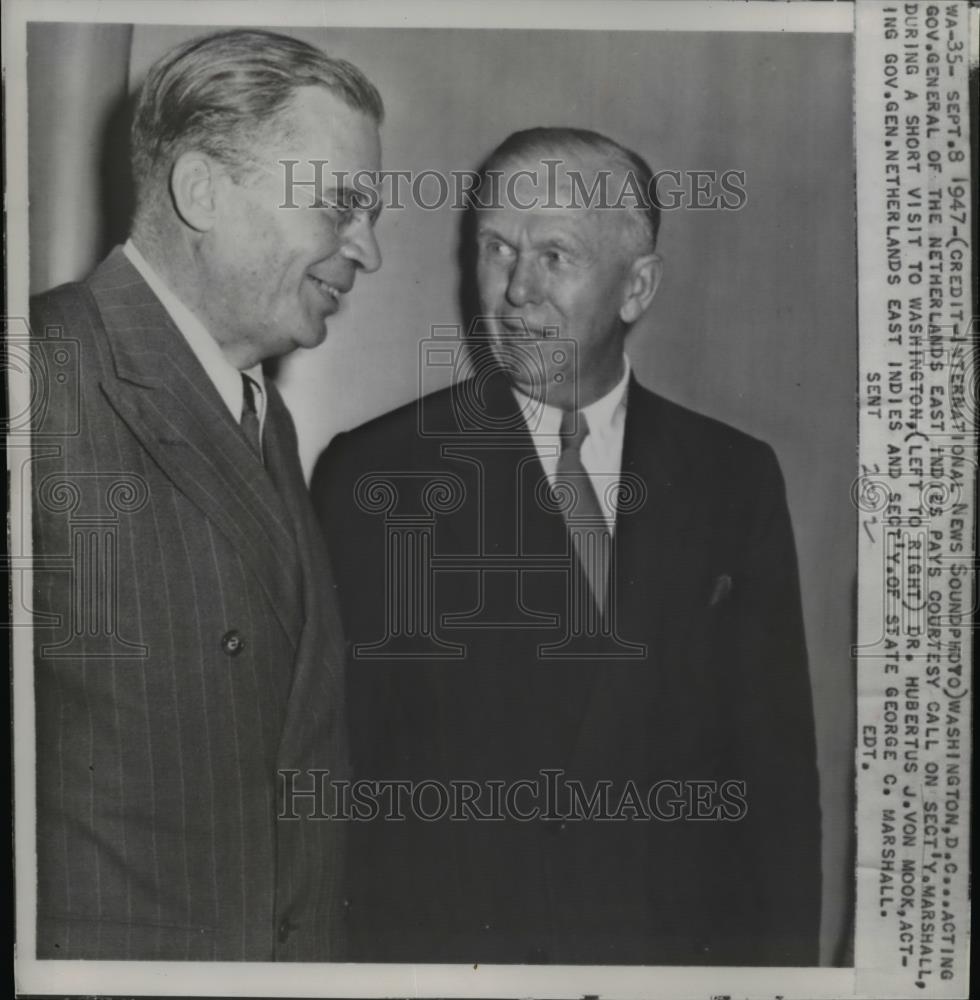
xmin=31 ymin=247 xmax=348 ymax=961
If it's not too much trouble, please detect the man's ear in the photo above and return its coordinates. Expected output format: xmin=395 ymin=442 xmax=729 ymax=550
xmin=619 ymin=253 xmax=663 ymax=325
xmin=170 ymin=151 xmax=220 ymax=232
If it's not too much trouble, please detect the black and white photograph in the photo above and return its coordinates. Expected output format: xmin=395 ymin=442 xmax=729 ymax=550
xmin=5 ymin=1 xmax=974 ymax=998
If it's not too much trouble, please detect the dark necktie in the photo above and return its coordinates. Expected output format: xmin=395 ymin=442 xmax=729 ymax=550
xmin=240 ymin=373 xmax=263 ymax=462
xmin=553 ymin=409 xmax=612 ymax=615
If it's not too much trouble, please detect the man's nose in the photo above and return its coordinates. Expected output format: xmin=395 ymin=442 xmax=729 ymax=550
xmin=342 ymin=214 xmax=382 ymax=273
xmin=505 ymin=257 xmax=540 ymax=308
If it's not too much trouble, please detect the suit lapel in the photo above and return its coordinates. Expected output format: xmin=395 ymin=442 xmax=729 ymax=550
xmin=442 ymin=374 xmax=569 ymax=615
xmin=562 ymin=380 xmax=709 ymax=773
xmin=88 ymin=248 xmax=304 ymax=644
xmin=263 ymin=385 xmax=347 ymax=765
xmin=440 ymin=375 xmax=609 ymax=770
xmin=614 ymin=379 xmax=707 ymax=661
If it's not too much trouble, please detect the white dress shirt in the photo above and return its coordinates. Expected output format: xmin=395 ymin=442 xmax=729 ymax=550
xmin=511 ymin=356 xmax=631 ymax=532
xmin=123 ymin=239 xmax=266 ymax=434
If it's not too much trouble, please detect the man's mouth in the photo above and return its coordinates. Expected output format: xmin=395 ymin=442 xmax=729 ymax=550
xmin=497 ymin=318 xmax=547 ymax=338
xmin=308 ymin=275 xmax=348 ymax=306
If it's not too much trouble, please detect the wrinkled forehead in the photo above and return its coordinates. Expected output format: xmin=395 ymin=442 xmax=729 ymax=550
xmin=478 ymin=151 xmax=642 ymax=229
xmin=476 ymin=204 xmax=605 ymax=249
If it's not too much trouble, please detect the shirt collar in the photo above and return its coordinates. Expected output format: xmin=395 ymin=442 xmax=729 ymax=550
xmin=122 ymin=238 xmax=265 ymax=424
xmin=511 ymin=354 xmax=631 ymax=438
xmin=579 ymin=354 xmax=631 ymax=438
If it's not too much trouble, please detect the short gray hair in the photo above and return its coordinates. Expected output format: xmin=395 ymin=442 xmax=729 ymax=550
xmin=476 ymin=126 xmax=661 ymax=254
xmin=130 ymin=29 xmax=383 ymax=210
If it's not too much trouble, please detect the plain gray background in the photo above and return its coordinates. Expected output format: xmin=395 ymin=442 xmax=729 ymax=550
xmin=28 ymin=21 xmax=857 ymax=966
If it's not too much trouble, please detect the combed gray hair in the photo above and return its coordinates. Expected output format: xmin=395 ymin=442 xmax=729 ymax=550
xmin=476 ymin=126 xmax=661 ymax=254
xmin=130 ymin=29 xmax=383 ymax=214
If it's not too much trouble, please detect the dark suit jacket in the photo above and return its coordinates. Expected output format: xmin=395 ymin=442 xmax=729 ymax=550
xmin=313 ymin=370 xmax=821 ymax=966
xmin=31 ymin=248 xmax=348 ymax=961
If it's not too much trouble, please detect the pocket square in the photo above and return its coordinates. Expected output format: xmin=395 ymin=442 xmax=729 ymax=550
xmin=708 ymin=573 xmax=733 ymax=607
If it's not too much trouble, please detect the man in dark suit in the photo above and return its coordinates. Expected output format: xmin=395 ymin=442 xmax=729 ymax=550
xmin=31 ymin=29 xmax=383 ymax=960
xmin=313 ymin=128 xmax=821 ymax=966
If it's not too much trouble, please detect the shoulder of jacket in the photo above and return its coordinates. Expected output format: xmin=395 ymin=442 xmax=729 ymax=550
xmin=633 ymin=382 xmax=777 ymax=466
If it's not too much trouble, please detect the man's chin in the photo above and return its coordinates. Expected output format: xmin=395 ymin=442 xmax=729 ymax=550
xmin=503 ymin=369 xmax=554 ymax=402
xmin=489 ymin=342 xmax=541 ymax=379
xmin=297 ymin=314 xmax=331 ymax=350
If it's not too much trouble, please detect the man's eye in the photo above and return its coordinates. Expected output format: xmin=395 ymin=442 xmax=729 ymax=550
xmin=316 ymin=195 xmax=347 ymax=215
xmin=484 ymin=240 xmax=514 ymax=259
xmin=543 ymin=250 xmax=566 ymax=266
xmin=325 ymin=192 xmax=381 ymax=227
xmin=321 ymin=192 xmax=354 ymax=213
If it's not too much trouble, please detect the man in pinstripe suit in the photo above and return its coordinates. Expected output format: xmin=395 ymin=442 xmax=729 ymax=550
xmin=30 ymin=30 xmax=382 ymax=960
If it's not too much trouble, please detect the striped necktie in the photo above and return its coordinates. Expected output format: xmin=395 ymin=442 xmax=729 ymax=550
xmin=240 ymin=373 xmax=263 ymax=462
xmin=554 ymin=408 xmax=611 ymax=615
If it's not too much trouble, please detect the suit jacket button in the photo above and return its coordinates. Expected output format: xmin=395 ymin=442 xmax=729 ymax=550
xmin=277 ymin=916 xmax=296 ymax=943
xmin=221 ymin=630 xmax=245 ymax=656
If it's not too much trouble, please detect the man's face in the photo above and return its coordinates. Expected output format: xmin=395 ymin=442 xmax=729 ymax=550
xmin=475 ymin=159 xmax=639 ymax=408
xmin=203 ymin=86 xmax=382 ymax=367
